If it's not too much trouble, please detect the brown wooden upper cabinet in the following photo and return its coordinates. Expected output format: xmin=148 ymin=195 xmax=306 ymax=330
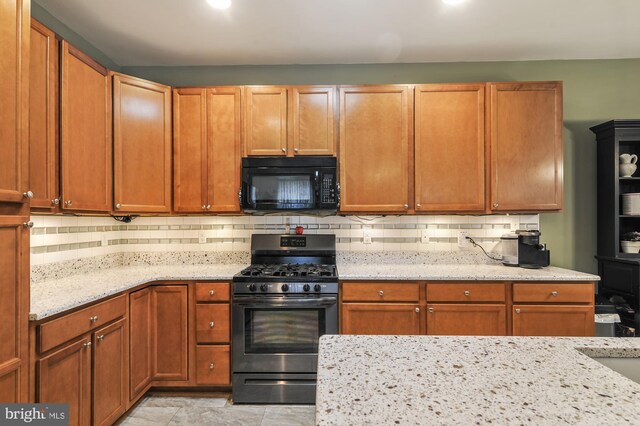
xmin=339 ymin=85 xmax=412 ymax=212
xmin=0 ymin=0 xmax=29 ymax=205
xmin=488 ymin=81 xmax=563 ymax=212
xmin=415 ymin=84 xmax=486 ymax=212
xmin=244 ymin=86 xmax=336 ymax=156
xmin=29 ymin=19 xmax=59 ymax=211
xmin=60 ymin=41 xmax=112 ymax=212
xmin=113 ymin=73 xmax=172 ymax=213
xmin=173 ymin=87 xmax=242 ymax=213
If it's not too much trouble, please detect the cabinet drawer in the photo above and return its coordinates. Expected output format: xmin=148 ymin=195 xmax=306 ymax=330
xmin=196 ymin=345 xmax=230 ymax=385
xmin=195 ymin=282 xmax=230 ymax=302
xmin=196 ymin=304 xmax=230 ymax=343
xmin=513 ymin=283 xmax=594 ymax=303
xmin=342 ymin=282 xmax=419 ymax=302
xmin=427 ymin=283 xmax=505 ymax=302
xmin=39 ymin=295 xmax=127 ymax=353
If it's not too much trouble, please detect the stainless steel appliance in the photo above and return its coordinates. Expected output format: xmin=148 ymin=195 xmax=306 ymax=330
xmin=239 ymin=156 xmax=339 ymax=213
xmin=501 ymin=230 xmax=550 ymax=268
xmin=232 ymin=234 xmax=338 ymax=404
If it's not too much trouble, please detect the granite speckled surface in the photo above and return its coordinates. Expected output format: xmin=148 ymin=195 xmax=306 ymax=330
xmin=316 ymin=335 xmax=640 ymax=425
xmin=30 ymin=264 xmax=247 ymax=320
xmin=337 ymin=263 xmax=600 ymax=281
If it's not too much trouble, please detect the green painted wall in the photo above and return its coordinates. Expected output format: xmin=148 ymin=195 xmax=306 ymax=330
xmin=120 ymin=59 xmax=640 ymax=274
xmin=31 ymin=2 xmax=120 ymax=70
xmin=29 ymin=1 xmax=640 ymax=273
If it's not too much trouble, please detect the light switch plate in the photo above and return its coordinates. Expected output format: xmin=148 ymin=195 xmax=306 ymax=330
xmin=421 ymin=229 xmax=429 ymax=244
xmin=198 ymin=231 xmax=207 ymax=244
xmin=363 ymin=227 xmax=372 ymax=244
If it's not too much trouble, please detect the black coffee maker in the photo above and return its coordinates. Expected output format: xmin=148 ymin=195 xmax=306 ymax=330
xmin=516 ymin=230 xmax=550 ymax=269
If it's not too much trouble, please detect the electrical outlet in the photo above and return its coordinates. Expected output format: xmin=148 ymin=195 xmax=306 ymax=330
xmin=421 ymin=229 xmax=430 ymax=244
xmin=458 ymin=231 xmax=470 ymax=248
xmin=101 ymin=234 xmax=109 ymax=247
xmin=198 ymin=231 xmax=207 ymax=244
xmin=363 ymin=227 xmax=372 ymax=244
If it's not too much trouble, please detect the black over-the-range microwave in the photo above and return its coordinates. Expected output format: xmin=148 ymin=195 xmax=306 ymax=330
xmin=239 ymin=156 xmax=339 ymax=213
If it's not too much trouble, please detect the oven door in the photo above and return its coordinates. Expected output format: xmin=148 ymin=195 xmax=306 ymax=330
xmin=232 ymin=294 xmax=338 ymax=373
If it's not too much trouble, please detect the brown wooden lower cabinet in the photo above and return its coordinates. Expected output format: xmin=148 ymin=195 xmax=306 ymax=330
xmin=196 ymin=345 xmax=230 ymax=385
xmin=341 ymin=303 xmax=421 ymax=335
xmin=151 ymin=286 xmax=188 ymax=381
xmin=129 ymin=288 xmax=152 ymax=401
xmin=512 ymin=305 xmax=595 ymax=337
xmin=93 ymin=319 xmax=127 ymax=426
xmin=38 ymin=337 xmax=92 ymax=426
xmin=426 ymin=304 xmax=506 ymax=336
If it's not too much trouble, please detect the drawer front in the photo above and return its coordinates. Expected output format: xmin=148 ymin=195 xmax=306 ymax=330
xmin=196 ymin=345 xmax=230 ymax=385
xmin=427 ymin=283 xmax=505 ymax=302
xmin=513 ymin=283 xmax=594 ymax=303
xmin=342 ymin=282 xmax=420 ymax=302
xmin=195 ymin=282 xmax=230 ymax=302
xmin=39 ymin=295 xmax=127 ymax=353
xmin=196 ymin=304 xmax=230 ymax=343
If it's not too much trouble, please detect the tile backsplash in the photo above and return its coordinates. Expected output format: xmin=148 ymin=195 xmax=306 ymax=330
xmin=30 ymin=214 xmax=539 ymax=266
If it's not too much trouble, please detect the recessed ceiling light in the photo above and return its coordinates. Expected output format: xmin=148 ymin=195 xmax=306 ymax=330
xmin=442 ymin=0 xmax=466 ymax=5
xmin=207 ymin=0 xmax=231 ymax=10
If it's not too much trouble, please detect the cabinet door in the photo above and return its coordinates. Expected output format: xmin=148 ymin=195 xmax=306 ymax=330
xmin=93 ymin=319 xmax=127 ymax=426
xmin=60 ymin=41 xmax=112 ymax=212
xmin=512 ymin=305 xmax=594 ymax=337
xmin=339 ymin=85 xmax=412 ymax=212
xmin=29 ymin=19 xmax=59 ymax=210
xmin=415 ymin=84 xmax=485 ymax=212
xmin=151 ymin=286 xmax=188 ymax=381
xmin=38 ymin=337 xmax=91 ymax=426
xmin=207 ymin=87 xmax=241 ymax=212
xmin=113 ymin=73 xmax=171 ymax=213
xmin=129 ymin=288 xmax=152 ymax=401
xmin=291 ymin=86 xmax=336 ymax=156
xmin=489 ymin=82 xmax=563 ymax=211
xmin=244 ymin=86 xmax=288 ymax=156
xmin=426 ymin=304 xmax=506 ymax=336
xmin=173 ymin=88 xmax=207 ymax=212
xmin=0 ymin=0 xmax=29 ymax=204
xmin=0 ymin=217 xmax=29 ymax=403
xmin=342 ymin=303 xmax=420 ymax=335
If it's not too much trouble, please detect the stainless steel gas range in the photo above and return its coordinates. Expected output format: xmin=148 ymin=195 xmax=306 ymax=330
xmin=232 ymin=234 xmax=338 ymax=404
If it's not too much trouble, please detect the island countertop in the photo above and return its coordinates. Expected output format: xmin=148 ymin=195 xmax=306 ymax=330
xmin=316 ymin=335 xmax=640 ymax=425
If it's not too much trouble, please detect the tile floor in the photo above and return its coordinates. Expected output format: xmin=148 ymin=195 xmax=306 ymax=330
xmin=115 ymin=393 xmax=316 ymax=426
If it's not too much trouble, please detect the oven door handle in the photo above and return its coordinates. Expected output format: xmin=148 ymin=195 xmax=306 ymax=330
xmin=233 ymin=296 xmax=338 ymax=306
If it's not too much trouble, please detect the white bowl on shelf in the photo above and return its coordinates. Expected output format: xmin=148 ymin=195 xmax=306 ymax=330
xmin=622 ymin=193 xmax=640 ymax=215
xmin=621 ymin=241 xmax=640 ymax=254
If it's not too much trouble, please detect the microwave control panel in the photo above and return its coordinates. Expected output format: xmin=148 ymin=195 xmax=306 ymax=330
xmin=321 ymin=174 xmax=337 ymax=204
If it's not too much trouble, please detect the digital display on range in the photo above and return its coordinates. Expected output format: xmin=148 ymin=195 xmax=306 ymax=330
xmin=280 ymin=236 xmax=306 ymax=247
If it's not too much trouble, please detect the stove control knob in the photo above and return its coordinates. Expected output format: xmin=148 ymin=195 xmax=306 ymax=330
xmin=260 ymin=284 xmax=269 ymax=292
xmin=303 ymin=284 xmax=311 ymax=292
xmin=249 ymin=284 xmax=257 ymax=292
xmin=281 ymin=284 xmax=289 ymax=292
xmin=314 ymin=284 xmax=322 ymax=292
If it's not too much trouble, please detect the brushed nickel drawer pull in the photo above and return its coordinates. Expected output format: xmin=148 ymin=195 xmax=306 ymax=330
xmin=90 ymin=316 xmax=98 ymax=323
xmin=378 ymin=290 xmax=384 ymax=297
xmin=428 ymin=307 xmax=434 ymax=313
xmin=209 ymin=321 xmax=215 ymax=328
xmin=464 ymin=290 xmax=470 ymax=296
xmin=515 ymin=309 xmax=521 ymax=314
xmin=96 ymin=335 xmax=105 ymax=342
xmin=415 ymin=307 xmax=420 ymax=313
xmin=551 ymin=291 xmax=558 ymax=297
xmin=209 ymin=363 xmax=215 ymax=370
xmin=83 ymin=342 xmax=92 ymax=349
xmin=209 ymin=289 xmax=215 ymax=296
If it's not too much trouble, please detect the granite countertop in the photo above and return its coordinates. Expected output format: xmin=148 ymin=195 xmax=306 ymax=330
xmin=337 ymin=263 xmax=600 ymax=281
xmin=30 ymin=264 xmax=248 ymax=321
xmin=316 ymin=335 xmax=640 ymax=425
xmin=31 ymin=262 xmax=599 ymax=321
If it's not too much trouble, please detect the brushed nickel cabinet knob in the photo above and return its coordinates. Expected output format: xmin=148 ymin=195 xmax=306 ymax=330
xmin=97 ymin=335 xmax=105 ymax=342
xmin=23 ymin=221 xmax=34 ymax=228
xmin=209 ymin=290 xmax=215 ymax=296
xmin=209 ymin=321 xmax=215 ymax=328
xmin=64 ymin=200 xmax=72 ymax=207
xmin=515 ymin=309 xmax=521 ymax=314
xmin=23 ymin=191 xmax=33 ymax=199
xmin=551 ymin=291 xmax=558 ymax=297
xmin=294 ymin=148 xmax=299 ymax=153
xmin=416 ymin=204 xmax=421 ymax=208
xmin=281 ymin=148 xmax=286 ymax=153
xmin=83 ymin=342 xmax=92 ymax=349
xmin=209 ymin=363 xmax=215 ymax=370
xmin=464 ymin=290 xmax=470 ymax=296
xmin=378 ymin=290 xmax=384 ymax=297
xmin=403 ymin=204 xmax=409 ymax=209
xmin=415 ymin=307 xmax=420 ymax=313
xmin=52 ymin=198 xmax=60 ymax=206
xmin=428 ymin=307 xmax=434 ymax=313
xmin=493 ymin=203 xmax=499 ymax=208
xmin=115 ymin=203 xmax=121 ymax=209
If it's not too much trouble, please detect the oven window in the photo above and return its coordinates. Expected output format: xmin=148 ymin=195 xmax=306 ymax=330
xmin=245 ymin=308 xmax=324 ymax=354
xmin=249 ymin=175 xmax=314 ymax=205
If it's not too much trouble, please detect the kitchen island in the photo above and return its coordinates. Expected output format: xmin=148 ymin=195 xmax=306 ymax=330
xmin=316 ymin=335 xmax=640 ymax=425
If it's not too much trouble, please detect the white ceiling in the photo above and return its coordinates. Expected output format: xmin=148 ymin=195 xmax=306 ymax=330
xmin=35 ymin=0 xmax=640 ymax=66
